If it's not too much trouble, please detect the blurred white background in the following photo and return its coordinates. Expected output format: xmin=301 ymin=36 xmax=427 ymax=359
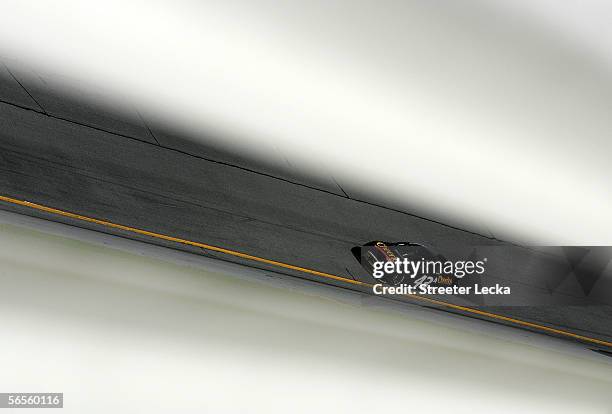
xmin=1 ymin=0 xmax=612 ymax=243
xmin=1 ymin=212 xmax=612 ymax=413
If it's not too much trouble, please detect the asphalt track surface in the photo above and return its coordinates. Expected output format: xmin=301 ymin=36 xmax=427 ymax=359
xmin=1 ymin=60 xmax=611 ymax=351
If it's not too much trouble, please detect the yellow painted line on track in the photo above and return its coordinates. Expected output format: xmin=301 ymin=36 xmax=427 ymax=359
xmin=0 ymin=195 xmax=360 ymax=286
xmin=1 ymin=194 xmax=611 ymax=348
